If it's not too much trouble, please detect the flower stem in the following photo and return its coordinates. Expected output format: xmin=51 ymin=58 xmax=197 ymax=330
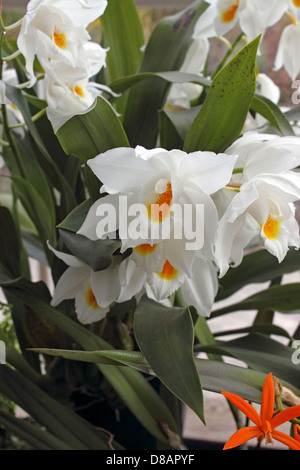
xmin=2 ymin=49 xmax=21 ymax=62
xmin=0 ymin=17 xmax=23 ymax=32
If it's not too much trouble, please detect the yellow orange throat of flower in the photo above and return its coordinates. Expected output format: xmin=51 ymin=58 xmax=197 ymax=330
xmin=148 ymin=182 xmax=173 ymax=223
xmin=53 ymin=29 xmax=67 ymax=49
xmin=222 ymin=0 xmax=239 ymax=23
xmin=158 ymin=260 xmax=179 ymax=281
xmin=85 ymin=287 xmax=100 ymax=310
xmin=263 ymin=216 xmax=281 ymax=240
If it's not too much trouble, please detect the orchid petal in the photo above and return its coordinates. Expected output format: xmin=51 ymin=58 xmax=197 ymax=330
xmin=180 ymin=257 xmax=218 ymax=317
xmin=223 ymin=426 xmax=263 ymax=450
xmin=270 ymin=405 xmax=300 ymax=429
xmin=88 ymin=147 xmax=157 ymax=194
xmin=90 ymin=257 xmax=122 ymax=308
xmin=271 ymin=429 xmax=300 ymax=450
xmin=179 ymin=151 xmax=238 ymax=195
xmin=50 ymin=266 xmax=90 ymax=306
xmin=221 ymin=391 xmax=261 ymax=426
xmin=260 ymin=373 xmax=275 ymax=423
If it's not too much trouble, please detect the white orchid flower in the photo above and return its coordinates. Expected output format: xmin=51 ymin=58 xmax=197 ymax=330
xmin=118 ymin=251 xmax=219 ymax=318
xmin=48 ymin=243 xmax=122 ymax=325
xmin=77 ymin=146 xmax=238 ymax=275
xmin=274 ymin=3 xmax=300 ymax=81
xmin=215 ymin=134 xmax=300 ymax=277
xmin=165 ymin=38 xmax=210 ymax=111
xmin=17 ymin=0 xmax=107 ymax=86
xmin=193 ymin=0 xmax=288 ymax=42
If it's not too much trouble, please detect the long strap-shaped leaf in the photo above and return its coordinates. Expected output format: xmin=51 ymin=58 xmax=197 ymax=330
xmin=134 ymin=296 xmax=205 ymax=424
xmin=0 ymin=365 xmax=116 ymax=450
xmin=0 ymin=410 xmax=75 ymax=450
xmin=0 ymin=277 xmax=179 ymax=446
xmin=183 ymin=36 xmax=260 ymax=153
xmin=122 ymin=0 xmax=208 ymax=148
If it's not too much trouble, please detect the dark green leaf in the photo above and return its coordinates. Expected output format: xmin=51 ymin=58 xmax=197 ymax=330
xmin=55 ymin=96 xmax=129 ymax=163
xmin=0 ymin=410 xmax=74 ymax=450
xmin=0 ymin=365 xmax=115 ymax=450
xmin=101 ymin=0 xmax=144 ymax=115
xmin=110 ymin=71 xmax=211 ymax=95
xmin=0 ymin=206 xmax=21 ymax=278
xmin=134 ymin=296 xmax=205 ymax=423
xmin=197 ymin=333 xmax=300 ymax=391
xmin=58 ymin=229 xmax=121 ymax=271
xmin=251 ymin=94 xmax=295 ymax=136
xmin=217 ymin=248 xmax=300 ymax=301
xmin=213 ymin=283 xmax=300 ymax=317
xmin=122 ymin=0 xmax=208 ymax=147
xmin=0 ymin=277 xmax=177 ymax=445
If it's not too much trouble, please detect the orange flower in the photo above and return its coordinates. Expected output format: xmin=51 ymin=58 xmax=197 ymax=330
xmin=222 ymin=373 xmax=300 ymax=450
xmin=294 ymin=424 xmax=300 ymax=443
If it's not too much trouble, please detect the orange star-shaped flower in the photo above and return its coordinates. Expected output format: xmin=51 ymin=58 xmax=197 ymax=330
xmin=222 ymin=373 xmax=300 ymax=450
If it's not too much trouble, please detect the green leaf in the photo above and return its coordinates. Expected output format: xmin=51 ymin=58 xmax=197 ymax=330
xmin=29 ymin=348 xmax=153 ymax=375
xmin=251 ymin=94 xmax=295 ymax=136
xmin=101 ymin=0 xmax=144 ymax=114
xmin=0 ymin=206 xmax=22 ymax=278
xmin=212 ymin=323 xmax=292 ymax=340
xmin=56 ymin=199 xmax=94 ymax=232
xmin=32 ymin=346 xmax=295 ymax=406
xmin=213 ymin=283 xmax=300 ymax=317
xmin=58 ymin=229 xmax=121 ymax=271
xmin=184 ymin=36 xmax=260 ymax=153
xmin=122 ymin=0 xmax=208 ymax=147
xmin=0 ymin=277 xmax=178 ymax=445
xmin=102 ymin=0 xmax=144 ymax=80
xmin=4 ymin=84 xmax=76 ymax=215
xmin=11 ymin=175 xmax=56 ymax=247
xmin=158 ymin=110 xmax=184 ymax=150
xmin=0 ymin=410 xmax=75 ymax=450
xmin=134 ymin=296 xmax=205 ymax=423
xmin=55 ymin=96 xmax=129 ymax=163
xmin=160 ymin=105 xmax=201 ymax=142
xmin=0 ymin=365 xmax=116 ymax=450
xmin=217 ymin=248 xmax=300 ymax=301
xmin=197 ymin=333 xmax=300 ymax=391
xmin=110 ymin=71 xmax=211 ymax=95
xmin=195 ymin=357 xmax=299 ymax=404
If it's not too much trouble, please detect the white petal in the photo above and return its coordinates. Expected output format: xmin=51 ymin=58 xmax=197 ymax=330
xmin=51 ymin=265 xmax=91 ymax=306
xmin=117 ymin=258 xmax=147 ymax=303
xmin=77 ymin=194 xmax=119 ymax=241
xmin=88 ymin=147 xmax=157 ymax=194
xmin=75 ymin=283 xmax=109 ymax=325
xmin=180 ymin=151 xmax=238 ymax=194
xmin=146 ymin=262 xmax=185 ymax=302
xmin=90 ymin=256 xmax=122 ymax=308
xmin=274 ymin=23 xmax=300 ymax=81
xmin=192 ymin=4 xmax=219 ymax=39
xmin=181 ymin=257 xmax=218 ymax=317
xmin=215 ymin=211 xmax=258 ymax=277
xmin=47 ymin=241 xmax=86 ymax=268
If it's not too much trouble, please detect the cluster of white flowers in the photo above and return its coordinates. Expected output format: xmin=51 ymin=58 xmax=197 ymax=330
xmin=17 ymin=0 xmax=108 ymax=112
xmin=51 ymin=137 xmax=300 ymax=324
xmin=193 ymin=0 xmax=300 ymax=81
